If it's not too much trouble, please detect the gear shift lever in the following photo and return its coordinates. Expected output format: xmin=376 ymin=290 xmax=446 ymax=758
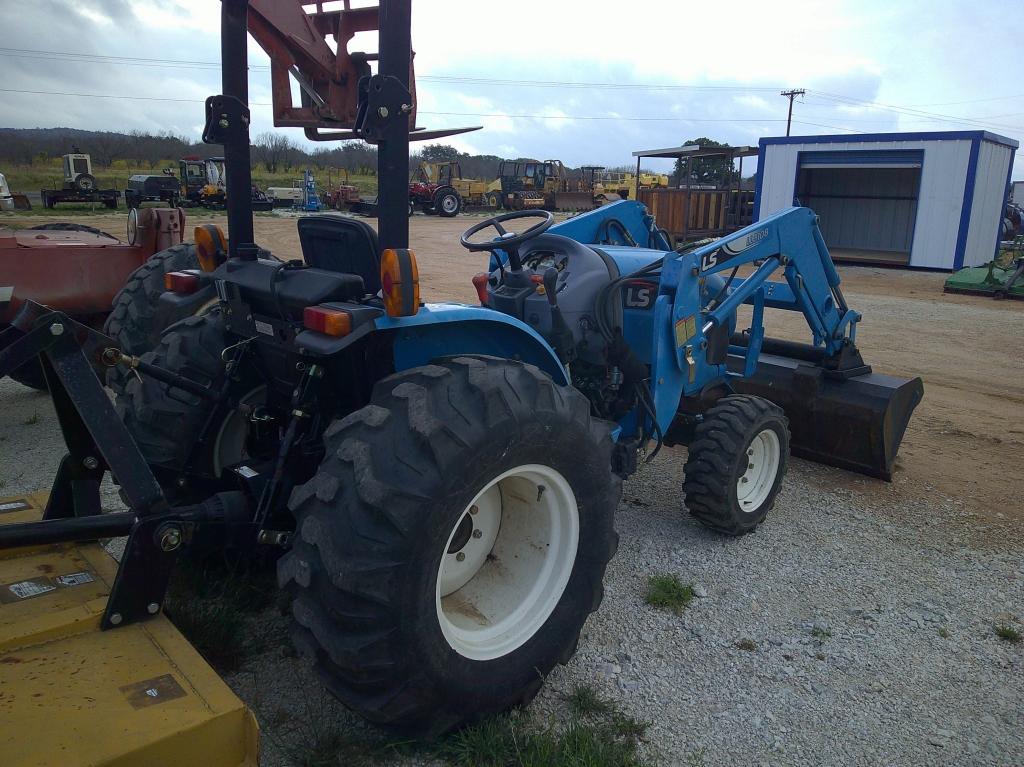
xmin=541 ymin=267 xmax=574 ymax=364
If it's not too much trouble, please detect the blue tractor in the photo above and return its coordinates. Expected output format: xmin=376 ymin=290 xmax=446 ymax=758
xmin=0 ymin=0 xmax=921 ymax=739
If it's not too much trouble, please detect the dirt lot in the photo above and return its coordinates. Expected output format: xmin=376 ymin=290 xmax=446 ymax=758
xmin=4 ymin=209 xmax=1020 ymax=522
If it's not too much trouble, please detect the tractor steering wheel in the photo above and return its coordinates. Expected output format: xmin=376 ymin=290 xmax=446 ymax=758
xmin=460 ymin=209 xmax=554 ymax=271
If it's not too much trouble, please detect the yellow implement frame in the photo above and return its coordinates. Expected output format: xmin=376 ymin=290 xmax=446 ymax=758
xmin=0 ymin=492 xmax=259 ymax=767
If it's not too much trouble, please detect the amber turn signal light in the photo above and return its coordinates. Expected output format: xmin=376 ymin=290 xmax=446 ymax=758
xmin=380 ymin=248 xmax=420 ymax=317
xmin=303 ymin=306 xmax=352 ymax=337
xmin=194 ymin=224 xmax=228 ymax=272
xmin=164 ymin=271 xmax=201 ymax=294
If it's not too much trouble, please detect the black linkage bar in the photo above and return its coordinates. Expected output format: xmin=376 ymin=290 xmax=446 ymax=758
xmin=0 ymin=513 xmax=135 ymax=548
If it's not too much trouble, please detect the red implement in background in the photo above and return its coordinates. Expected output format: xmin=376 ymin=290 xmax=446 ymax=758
xmin=0 ymin=209 xmax=184 ymax=326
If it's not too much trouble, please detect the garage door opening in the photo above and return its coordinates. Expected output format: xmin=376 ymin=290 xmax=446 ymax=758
xmin=796 ymin=150 xmax=923 ymax=266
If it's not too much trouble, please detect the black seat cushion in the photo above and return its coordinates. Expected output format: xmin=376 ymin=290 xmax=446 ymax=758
xmin=298 ymin=215 xmax=381 ymax=295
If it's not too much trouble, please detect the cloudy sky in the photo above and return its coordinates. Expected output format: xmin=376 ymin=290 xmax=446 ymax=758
xmin=0 ymin=0 xmax=1020 ymax=178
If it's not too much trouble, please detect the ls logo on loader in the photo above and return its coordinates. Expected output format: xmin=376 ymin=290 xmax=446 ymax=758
xmin=700 ymin=227 xmax=769 ymax=272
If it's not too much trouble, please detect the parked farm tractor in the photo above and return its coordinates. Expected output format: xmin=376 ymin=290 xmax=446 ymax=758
xmin=409 ymin=160 xmax=499 ymax=214
xmin=0 ymin=0 xmax=922 ymax=761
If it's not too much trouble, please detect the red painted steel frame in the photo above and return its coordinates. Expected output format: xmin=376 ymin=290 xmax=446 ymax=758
xmin=248 ymin=0 xmax=416 ymax=134
xmin=0 ymin=209 xmax=184 ymax=324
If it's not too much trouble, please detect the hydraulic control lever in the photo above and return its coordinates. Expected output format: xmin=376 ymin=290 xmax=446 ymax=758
xmin=542 ymin=267 xmax=575 ymax=364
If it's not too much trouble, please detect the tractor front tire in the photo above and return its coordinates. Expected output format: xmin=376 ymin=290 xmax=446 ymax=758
xmin=279 ymin=356 xmax=620 ymax=735
xmin=103 ymin=243 xmax=210 ymax=395
xmin=682 ymin=394 xmax=789 ymax=535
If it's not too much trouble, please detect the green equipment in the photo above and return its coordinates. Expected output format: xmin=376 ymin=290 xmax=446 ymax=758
xmin=944 ymin=236 xmax=1024 ymax=299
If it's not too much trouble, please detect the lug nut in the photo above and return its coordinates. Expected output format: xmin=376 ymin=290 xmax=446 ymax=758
xmin=472 ymin=529 xmax=483 ymax=539
xmin=469 ymin=505 xmax=479 ymax=515
xmin=456 ymin=552 xmax=466 ymax=562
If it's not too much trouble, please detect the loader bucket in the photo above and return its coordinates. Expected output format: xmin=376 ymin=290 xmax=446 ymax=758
xmin=0 ymin=492 xmax=259 ymax=767
xmin=554 ymin=192 xmax=598 ymax=211
xmin=730 ymin=351 xmax=924 ymax=480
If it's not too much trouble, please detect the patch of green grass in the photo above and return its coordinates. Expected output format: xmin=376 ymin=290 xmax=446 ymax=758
xmin=163 ymin=559 xmax=279 ymax=673
xmin=21 ymin=413 xmax=39 ymax=426
xmin=938 ymin=627 xmax=950 ymax=639
xmin=994 ymin=623 xmax=1022 ymax=643
xmin=439 ymin=708 xmax=649 ymax=767
xmin=567 ymin=684 xmax=614 ymax=717
xmin=644 ymin=574 xmax=694 ymax=615
xmin=811 ymin=626 xmax=832 ymax=640
xmin=735 ymin=638 xmax=758 ymax=652
xmin=261 ymin=691 xmax=413 ymax=767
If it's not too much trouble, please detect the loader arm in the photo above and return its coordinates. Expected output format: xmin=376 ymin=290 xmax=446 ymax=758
xmin=640 ymin=206 xmax=922 ymax=480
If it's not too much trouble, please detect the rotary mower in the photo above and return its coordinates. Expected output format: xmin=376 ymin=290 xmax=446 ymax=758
xmin=0 ymin=0 xmax=922 ymax=761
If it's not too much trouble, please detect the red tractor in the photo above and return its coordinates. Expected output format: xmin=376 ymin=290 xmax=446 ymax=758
xmin=408 ymin=160 xmax=462 ymax=217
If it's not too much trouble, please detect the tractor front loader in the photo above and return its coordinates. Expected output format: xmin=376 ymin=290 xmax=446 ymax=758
xmin=0 ymin=0 xmax=923 ymax=760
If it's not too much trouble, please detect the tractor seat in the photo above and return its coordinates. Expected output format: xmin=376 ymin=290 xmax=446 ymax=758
xmin=297 ymin=215 xmax=381 ymax=295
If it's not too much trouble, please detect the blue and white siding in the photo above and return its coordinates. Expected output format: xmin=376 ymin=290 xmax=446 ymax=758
xmin=754 ymin=131 xmax=1018 ymax=270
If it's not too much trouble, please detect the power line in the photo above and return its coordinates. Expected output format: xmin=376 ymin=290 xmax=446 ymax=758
xmin=0 ymin=87 xmax=788 ymax=123
xmin=1 ymin=46 xmax=1022 ymax=135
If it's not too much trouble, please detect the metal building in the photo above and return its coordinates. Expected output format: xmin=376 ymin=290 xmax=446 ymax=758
xmin=754 ymin=131 xmax=1018 ymax=269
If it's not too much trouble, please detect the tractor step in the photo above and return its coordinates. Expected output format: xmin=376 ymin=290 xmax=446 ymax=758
xmin=0 ymin=492 xmax=259 ymax=767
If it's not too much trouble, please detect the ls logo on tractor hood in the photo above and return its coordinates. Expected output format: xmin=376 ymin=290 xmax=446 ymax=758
xmin=700 ymin=227 xmax=769 ymax=272
xmin=623 ymin=280 xmax=657 ymax=310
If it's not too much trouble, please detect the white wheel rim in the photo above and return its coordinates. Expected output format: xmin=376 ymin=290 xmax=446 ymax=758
xmin=736 ymin=428 xmax=781 ymax=512
xmin=212 ymin=386 xmax=266 ymax=476
xmin=436 ymin=463 xmax=579 ymax=661
xmin=441 ymin=195 xmax=458 ymax=213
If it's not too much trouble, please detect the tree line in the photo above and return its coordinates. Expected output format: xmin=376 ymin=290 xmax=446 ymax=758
xmin=0 ymin=127 xmax=749 ymax=187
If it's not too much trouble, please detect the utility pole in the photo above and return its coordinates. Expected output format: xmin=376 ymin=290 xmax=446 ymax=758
xmin=780 ymin=89 xmax=805 ymax=136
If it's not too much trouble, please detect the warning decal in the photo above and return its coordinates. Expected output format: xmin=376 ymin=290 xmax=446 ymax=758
xmin=55 ymin=571 xmax=95 ymax=588
xmin=0 ymin=577 xmax=57 ymax=603
xmin=0 ymin=499 xmax=31 ymax=514
xmin=674 ymin=315 xmax=697 ymax=347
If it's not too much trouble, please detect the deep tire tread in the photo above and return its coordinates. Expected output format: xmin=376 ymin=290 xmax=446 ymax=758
xmin=278 ymin=355 xmax=620 ymax=735
xmin=682 ymin=394 xmax=789 ymax=536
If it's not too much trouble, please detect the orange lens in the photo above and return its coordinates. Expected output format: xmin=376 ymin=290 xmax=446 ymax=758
xmin=194 ymin=224 xmax=227 ymax=272
xmin=380 ymin=248 xmax=420 ymax=317
xmin=164 ymin=271 xmax=200 ymax=294
xmin=303 ymin=306 xmax=352 ymax=337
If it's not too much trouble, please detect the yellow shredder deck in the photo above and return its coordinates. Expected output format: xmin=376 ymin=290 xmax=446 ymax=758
xmin=0 ymin=492 xmax=259 ymax=767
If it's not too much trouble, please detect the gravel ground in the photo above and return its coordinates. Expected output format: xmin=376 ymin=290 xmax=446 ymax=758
xmin=2 ymin=373 xmax=1022 ymax=766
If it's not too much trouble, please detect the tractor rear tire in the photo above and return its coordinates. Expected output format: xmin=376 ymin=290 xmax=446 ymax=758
xmin=116 ymin=310 xmax=234 ymax=475
xmin=103 ymin=243 xmax=207 ymax=396
xmin=682 ymin=394 xmax=789 ymax=536
xmin=433 ymin=188 xmax=461 ymax=217
xmin=278 ymin=356 xmax=620 ymax=735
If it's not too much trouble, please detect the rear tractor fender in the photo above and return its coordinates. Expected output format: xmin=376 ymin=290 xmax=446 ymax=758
xmin=375 ymin=304 xmax=569 ymax=385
